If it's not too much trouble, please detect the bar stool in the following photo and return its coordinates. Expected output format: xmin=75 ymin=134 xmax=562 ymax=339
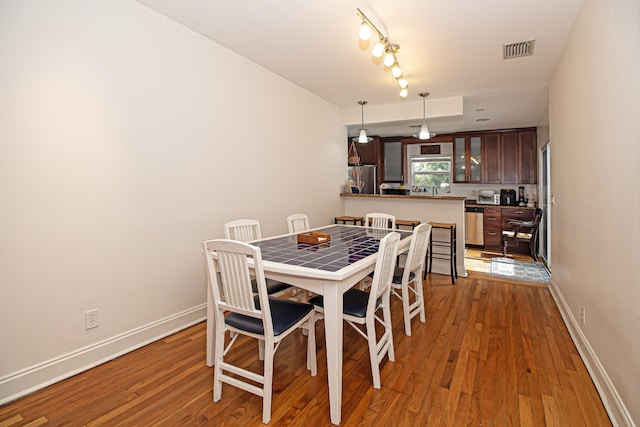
xmin=335 ymin=216 xmax=364 ymax=226
xmin=426 ymin=222 xmax=458 ymax=284
xmin=395 ymin=219 xmax=421 ymax=230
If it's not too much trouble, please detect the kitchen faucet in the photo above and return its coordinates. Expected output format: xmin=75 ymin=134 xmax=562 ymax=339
xmin=432 ymin=186 xmax=438 ymax=196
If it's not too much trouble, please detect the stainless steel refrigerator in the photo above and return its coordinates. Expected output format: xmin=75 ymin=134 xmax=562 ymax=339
xmin=347 ymin=165 xmax=377 ymax=194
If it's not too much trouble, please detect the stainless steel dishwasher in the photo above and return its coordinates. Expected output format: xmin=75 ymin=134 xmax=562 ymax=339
xmin=465 ymin=206 xmax=484 ymax=246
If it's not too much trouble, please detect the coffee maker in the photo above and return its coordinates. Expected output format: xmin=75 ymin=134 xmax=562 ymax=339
xmin=500 ymin=189 xmax=517 ymax=206
xmin=518 ymin=186 xmax=526 ymax=206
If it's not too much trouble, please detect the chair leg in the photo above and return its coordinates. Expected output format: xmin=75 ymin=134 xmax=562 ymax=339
xmin=382 ymin=295 xmax=395 ymax=362
xmin=262 ymin=341 xmax=275 ymax=424
xmin=213 ymin=327 xmax=226 ymax=402
xmin=306 ymin=313 xmax=317 ymax=376
xmin=366 ymin=315 xmax=381 ymax=389
xmin=415 ymin=278 xmax=426 ymax=324
xmin=401 ymin=286 xmax=412 ymax=336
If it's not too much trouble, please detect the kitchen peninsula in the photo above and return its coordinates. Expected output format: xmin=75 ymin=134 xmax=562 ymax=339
xmin=340 ymin=193 xmax=466 ymax=278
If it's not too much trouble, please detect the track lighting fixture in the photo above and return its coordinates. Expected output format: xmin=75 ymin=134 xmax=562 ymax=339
xmin=353 ymin=101 xmax=373 ymax=143
xmin=356 ymin=8 xmax=408 ymax=98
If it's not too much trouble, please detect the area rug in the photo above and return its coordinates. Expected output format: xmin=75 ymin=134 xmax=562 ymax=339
xmin=490 ymin=257 xmax=550 ymax=283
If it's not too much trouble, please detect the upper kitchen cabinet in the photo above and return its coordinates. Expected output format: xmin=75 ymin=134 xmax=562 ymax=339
xmin=482 ymin=129 xmax=537 ymax=184
xmin=347 ymin=137 xmax=378 ymax=165
xmin=518 ymin=130 xmax=537 ymax=184
xmin=482 ymin=133 xmax=501 ymax=183
xmin=454 ymin=136 xmax=482 ymax=183
xmin=380 ymin=138 xmax=404 ymax=182
xmin=501 ymin=132 xmax=519 ymax=183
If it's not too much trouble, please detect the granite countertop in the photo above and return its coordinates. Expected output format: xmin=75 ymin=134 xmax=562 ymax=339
xmin=341 ymin=193 xmax=466 ymax=201
xmin=465 ymin=200 xmax=536 ymax=209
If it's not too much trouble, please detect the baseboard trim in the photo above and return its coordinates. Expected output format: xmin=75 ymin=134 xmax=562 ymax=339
xmin=548 ymin=278 xmax=635 ymax=427
xmin=0 ymin=304 xmax=206 ymax=406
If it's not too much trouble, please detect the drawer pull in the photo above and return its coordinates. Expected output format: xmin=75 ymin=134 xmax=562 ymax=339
xmin=488 ymin=232 xmax=497 ymax=236
xmin=515 ymin=211 xmax=525 ymax=214
xmin=488 ymin=218 xmax=497 ymax=221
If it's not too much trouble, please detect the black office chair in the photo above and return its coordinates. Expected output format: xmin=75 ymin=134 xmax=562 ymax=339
xmin=502 ymin=208 xmax=543 ymax=261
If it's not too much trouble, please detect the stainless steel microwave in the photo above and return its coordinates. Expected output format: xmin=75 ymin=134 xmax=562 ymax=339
xmin=477 ymin=194 xmax=500 ymax=205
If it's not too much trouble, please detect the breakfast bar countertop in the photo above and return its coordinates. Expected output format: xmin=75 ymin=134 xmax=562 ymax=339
xmin=340 ymin=193 xmax=467 ymax=201
xmin=465 ymin=201 xmax=537 ymax=209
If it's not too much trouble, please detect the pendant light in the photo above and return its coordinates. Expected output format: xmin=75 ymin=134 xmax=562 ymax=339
xmin=354 ymin=101 xmax=373 ymax=143
xmin=413 ymin=92 xmax=431 ymax=140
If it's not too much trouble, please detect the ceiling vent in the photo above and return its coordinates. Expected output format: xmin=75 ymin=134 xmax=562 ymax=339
xmin=503 ymin=40 xmax=535 ymax=59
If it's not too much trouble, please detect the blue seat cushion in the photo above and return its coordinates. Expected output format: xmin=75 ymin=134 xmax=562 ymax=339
xmin=251 ymin=278 xmax=292 ymax=295
xmin=391 ymin=267 xmax=415 ymax=284
xmin=309 ymin=288 xmax=380 ymax=318
xmin=225 ymin=297 xmax=313 ymax=336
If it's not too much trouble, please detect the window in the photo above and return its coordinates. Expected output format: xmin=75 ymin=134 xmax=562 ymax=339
xmin=411 ymin=156 xmax=452 ymax=192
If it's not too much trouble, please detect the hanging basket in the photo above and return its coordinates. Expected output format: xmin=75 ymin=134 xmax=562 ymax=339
xmin=348 ymin=141 xmax=361 ymax=165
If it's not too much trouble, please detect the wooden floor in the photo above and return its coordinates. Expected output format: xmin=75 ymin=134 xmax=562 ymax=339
xmin=0 ymin=270 xmax=611 ymax=426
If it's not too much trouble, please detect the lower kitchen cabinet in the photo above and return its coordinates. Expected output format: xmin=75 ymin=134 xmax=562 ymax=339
xmin=501 ymin=207 xmax=535 ymax=254
xmin=483 ymin=207 xmax=536 ymax=254
xmin=483 ymin=207 xmax=502 ymax=248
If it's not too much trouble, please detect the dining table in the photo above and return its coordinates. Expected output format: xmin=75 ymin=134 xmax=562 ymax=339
xmin=205 ymin=224 xmax=413 ymax=425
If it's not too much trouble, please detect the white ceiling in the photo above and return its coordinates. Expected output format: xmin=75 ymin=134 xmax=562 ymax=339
xmin=136 ymin=0 xmax=583 ymax=137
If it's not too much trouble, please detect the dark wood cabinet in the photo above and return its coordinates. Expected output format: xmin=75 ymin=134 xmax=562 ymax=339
xmin=501 ymin=208 xmax=535 ymax=253
xmin=501 ymin=133 xmax=519 ymax=184
xmin=347 ymin=137 xmax=378 ymax=165
xmin=483 ymin=207 xmax=502 ymax=248
xmin=453 ymin=136 xmax=482 ymax=183
xmin=519 ymin=131 xmax=537 ymax=184
xmin=480 ymin=129 xmax=537 ymax=184
xmin=481 ymin=133 xmax=501 ymax=183
xmin=483 ymin=207 xmax=536 ymax=253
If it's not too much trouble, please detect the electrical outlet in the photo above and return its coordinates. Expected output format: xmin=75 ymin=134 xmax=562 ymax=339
xmin=85 ymin=309 xmax=99 ymax=330
xmin=580 ymin=306 xmax=586 ymax=324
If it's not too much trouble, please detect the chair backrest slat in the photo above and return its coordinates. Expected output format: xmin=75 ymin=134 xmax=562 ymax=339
xmin=404 ymin=223 xmax=432 ymax=279
xmin=218 ymin=250 xmax=255 ymax=311
xmin=224 ymin=219 xmax=262 ymax=242
xmin=365 ymin=213 xmax=396 ymax=230
xmin=203 ymin=239 xmax=271 ymax=327
xmin=369 ymin=232 xmax=400 ymax=306
xmin=287 ymin=213 xmax=310 ymax=234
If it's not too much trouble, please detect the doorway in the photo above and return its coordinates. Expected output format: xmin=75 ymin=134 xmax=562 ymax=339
xmin=540 ymin=143 xmax=551 ymax=267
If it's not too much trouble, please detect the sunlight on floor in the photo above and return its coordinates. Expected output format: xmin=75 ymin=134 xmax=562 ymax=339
xmin=464 ymin=247 xmax=531 ymax=275
xmin=464 ymin=256 xmax=491 ymax=273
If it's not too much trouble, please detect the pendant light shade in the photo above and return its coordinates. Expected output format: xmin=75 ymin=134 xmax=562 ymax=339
xmin=413 ymin=92 xmax=432 ymax=140
xmin=353 ymin=100 xmax=373 ymax=143
xmin=418 ymin=124 xmax=430 ymax=140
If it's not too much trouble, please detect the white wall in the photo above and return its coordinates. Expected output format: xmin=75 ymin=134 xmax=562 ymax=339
xmin=548 ymin=0 xmax=640 ymax=424
xmin=0 ymin=0 xmax=345 ymax=401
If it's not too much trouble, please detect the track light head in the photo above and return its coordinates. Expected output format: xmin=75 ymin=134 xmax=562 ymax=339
xmin=358 ymin=22 xmax=372 ymax=41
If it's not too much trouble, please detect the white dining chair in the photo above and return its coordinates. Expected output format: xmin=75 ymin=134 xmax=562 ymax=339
xmin=203 ymin=239 xmax=317 ymax=424
xmin=391 ymin=223 xmax=431 ymax=336
xmin=309 ymin=231 xmax=400 ymax=389
xmin=224 ymin=219 xmax=291 ymax=295
xmin=286 ymin=213 xmax=310 ymax=234
xmin=224 ymin=219 xmax=262 ymax=242
xmin=365 ymin=212 xmax=396 ymax=229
